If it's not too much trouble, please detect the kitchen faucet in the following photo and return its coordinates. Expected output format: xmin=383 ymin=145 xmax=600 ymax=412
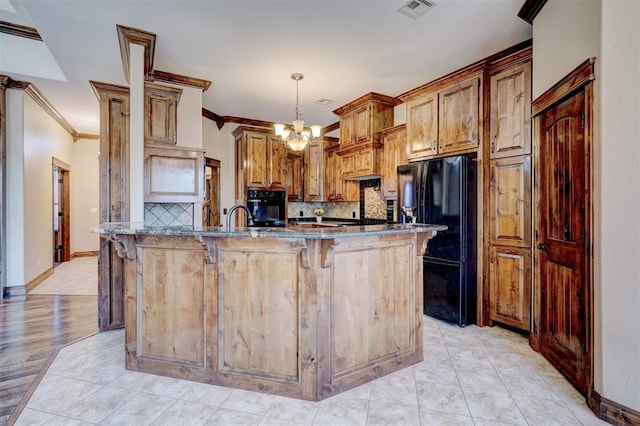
xmin=226 ymin=204 xmax=254 ymax=230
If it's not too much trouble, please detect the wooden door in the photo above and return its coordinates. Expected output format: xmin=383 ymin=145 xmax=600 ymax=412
xmin=53 ymin=160 xmax=71 ymax=264
xmin=439 ymin=78 xmax=479 ymax=154
xmin=406 ymin=94 xmax=438 ymax=159
xmin=490 ymin=62 xmax=532 ymax=158
xmin=203 ymin=158 xmax=220 ymax=227
xmin=537 ymin=90 xmax=588 ymax=394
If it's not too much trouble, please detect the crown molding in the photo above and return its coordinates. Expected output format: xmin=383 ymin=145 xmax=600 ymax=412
xmin=518 ymin=0 xmax=547 ymax=24
xmin=202 ymin=108 xmax=339 ymax=135
xmin=0 ymin=20 xmax=42 ymax=41
xmin=152 ymin=70 xmax=211 ymax=92
xmin=116 ymin=24 xmax=156 ymax=82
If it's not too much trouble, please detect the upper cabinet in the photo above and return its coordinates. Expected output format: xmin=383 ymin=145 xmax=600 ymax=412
xmin=304 ymin=141 xmax=324 ymax=202
xmin=334 ymin=93 xmax=394 ymax=148
xmin=285 ymin=153 xmax=304 ymax=202
xmin=144 ymin=82 xmax=181 ymax=146
xmin=144 ymin=145 xmax=205 ymax=203
xmin=233 ymin=126 xmax=287 ymax=191
xmin=324 ymin=143 xmax=359 ymax=202
xmin=405 ymin=76 xmax=481 ymax=161
xmin=333 ymin=93 xmax=395 ymax=178
xmin=380 ymin=124 xmax=407 ymax=200
xmin=489 ymin=61 xmax=532 ymax=158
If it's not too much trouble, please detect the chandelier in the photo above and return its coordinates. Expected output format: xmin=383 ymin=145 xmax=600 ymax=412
xmin=274 ymin=73 xmax=322 ymax=152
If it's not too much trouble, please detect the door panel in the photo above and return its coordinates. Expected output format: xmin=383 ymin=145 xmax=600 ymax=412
xmin=538 ymin=90 xmax=587 ymax=394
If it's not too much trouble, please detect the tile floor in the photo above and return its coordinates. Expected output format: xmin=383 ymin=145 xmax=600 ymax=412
xmin=29 ymin=257 xmax=98 ymax=296
xmin=15 ymin=314 xmax=607 ymax=425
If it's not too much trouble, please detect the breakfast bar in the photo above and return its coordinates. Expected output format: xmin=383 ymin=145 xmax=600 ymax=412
xmin=92 ymin=222 xmax=444 ymax=401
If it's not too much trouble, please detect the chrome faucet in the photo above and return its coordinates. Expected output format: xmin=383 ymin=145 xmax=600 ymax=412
xmin=226 ymin=204 xmax=254 ymax=230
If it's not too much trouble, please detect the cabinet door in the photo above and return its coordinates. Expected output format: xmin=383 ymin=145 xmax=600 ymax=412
xmin=340 ymin=112 xmax=354 ymax=147
xmin=381 ymin=127 xmax=406 ymax=200
xmin=489 ymin=156 xmax=531 ymax=247
xmin=245 ymin=132 xmax=269 ymax=188
xmin=406 ymin=94 xmax=438 ymax=159
xmin=304 ymin=142 xmax=323 ymax=201
xmin=353 ymin=104 xmax=371 ymax=143
xmin=144 ymin=83 xmax=181 ymax=146
xmin=285 ymin=153 xmax=304 ymax=202
xmin=235 ymin=136 xmax=245 ymax=204
xmin=489 ymin=246 xmax=531 ymax=330
xmin=355 ymin=147 xmax=375 ymax=175
xmin=323 ymin=149 xmax=337 ymax=200
xmin=268 ymin=136 xmax=287 ymax=189
xmin=439 ymin=78 xmax=479 ymax=154
xmin=490 ymin=62 xmax=531 ymax=158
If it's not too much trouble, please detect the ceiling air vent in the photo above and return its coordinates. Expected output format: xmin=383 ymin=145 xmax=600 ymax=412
xmin=397 ymin=0 xmax=437 ymax=20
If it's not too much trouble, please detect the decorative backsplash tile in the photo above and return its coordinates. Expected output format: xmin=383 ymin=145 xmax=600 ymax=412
xmin=145 ymin=203 xmax=194 ymax=227
xmin=363 ymin=187 xmax=387 ymax=220
xmin=288 ymin=201 xmax=359 ymax=219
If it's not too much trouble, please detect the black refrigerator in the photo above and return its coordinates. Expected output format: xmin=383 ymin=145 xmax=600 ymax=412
xmin=397 ymin=154 xmax=477 ymax=326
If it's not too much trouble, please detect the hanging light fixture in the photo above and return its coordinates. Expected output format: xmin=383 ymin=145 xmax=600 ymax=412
xmin=274 ymin=73 xmax=322 ymax=151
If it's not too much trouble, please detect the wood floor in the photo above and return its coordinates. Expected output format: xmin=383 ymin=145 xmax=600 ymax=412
xmin=0 ymin=294 xmax=98 ymax=425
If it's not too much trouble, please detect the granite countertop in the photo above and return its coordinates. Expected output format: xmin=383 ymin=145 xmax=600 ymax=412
xmin=91 ymin=222 xmax=447 ymax=240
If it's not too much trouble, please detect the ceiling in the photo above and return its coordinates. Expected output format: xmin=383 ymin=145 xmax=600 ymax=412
xmin=0 ymin=0 xmax=532 ymax=136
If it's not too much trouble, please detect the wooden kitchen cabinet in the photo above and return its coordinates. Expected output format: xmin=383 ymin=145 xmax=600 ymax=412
xmin=334 ymin=93 xmax=395 ymax=148
xmin=144 ymin=82 xmax=181 ymax=146
xmin=489 ymin=156 xmax=531 ymax=248
xmin=285 ymin=153 xmax=304 ymax=202
xmin=439 ymin=78 xmax=480 ymax=154
xmin=324 ymin=144 xmax=358 ymax=202
xmin=304 ymin=141 xmax=323 ymax=201
xmin=380 ymin=124 xmax=407 ymax=200
xmin=490 ymin=61 xmax=531 ymax=158
xmin=233 ymin=126 xmax=286 ymax=190
xmin=340 ymin=146 xmax=380 ymax=179
xmin=489 ymin=246 xmax=531 ymax=330
xmin=405 ymin=76 xmax=480 ymax=160
xmin=144 ymin=145 xmax=205 ymax=203
xmin=406 ymin=94 xmax=438 ymax=159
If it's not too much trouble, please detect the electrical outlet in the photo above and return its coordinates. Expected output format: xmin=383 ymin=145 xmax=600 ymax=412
xmin=299 ymin=211 xmax=303 ymax=217
xmin=352 ymin=211 xmax=356 ymax=218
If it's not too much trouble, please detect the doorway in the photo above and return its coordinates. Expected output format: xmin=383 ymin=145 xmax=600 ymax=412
xmin=53 ymin=158 xmax=71 ymax=266
xmin=203 ymin=157 xmax=220 ymax=227
xmin=532 ymin=59 xmax=594 ymax=397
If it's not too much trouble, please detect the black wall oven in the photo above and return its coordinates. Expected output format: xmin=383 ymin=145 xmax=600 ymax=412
xmin=247 ymin=189 xmax=286 ymax=227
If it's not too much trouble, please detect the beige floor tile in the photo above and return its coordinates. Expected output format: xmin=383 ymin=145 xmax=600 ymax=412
xmin=29 ymin=256 xmax=98 ymax=296
xmin=418 ymin=409 xmax=474 ymax=426
xmin=99 ymin=392 xmax=175 ymax=425
xmin=205 ymin=408 xmax=262 ymax=425
xmin=263 ymin=395 xmax=319 ymax=424
xmin=150 ymin=399 xmax=218 ymax=425
xmin=512 ymin=394 xmax=581 ymax=425
xmin=61 ymin=384 xmax=137 ymax=423
xmin=416 ymin=382 xmax=470 ymax=417
xmin=367 ymin=400 xmax=421 ymax=425
xmin=27 ymin=375 xmax=103 ymax=415
xmin=13 ymin=408 xmax=56 ymax=426
xmin=221 ymin=389 xmax=279 ymax=415
xmin=462 ymin=388 xmax=526 ymax=425
xmin=314 ymin=394 xmax=369 ymax=425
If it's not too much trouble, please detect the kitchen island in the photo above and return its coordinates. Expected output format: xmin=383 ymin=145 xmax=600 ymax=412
xmin=92 ymin=222 xmax=445 ymax=401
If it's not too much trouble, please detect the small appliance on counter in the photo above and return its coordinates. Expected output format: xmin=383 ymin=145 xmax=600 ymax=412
xmin=247 ymin=189 xmax=286 ymax=227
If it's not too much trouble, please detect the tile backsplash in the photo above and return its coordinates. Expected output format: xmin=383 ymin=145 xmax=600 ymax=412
xmin=145 ymin=203 xmax=194 ymax=226
xmin=288 ymin=201 xmax=359 ymax=219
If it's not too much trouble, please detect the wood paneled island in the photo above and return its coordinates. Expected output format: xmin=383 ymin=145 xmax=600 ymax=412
xmin=92 ymin=223 xmax=444 ymax=401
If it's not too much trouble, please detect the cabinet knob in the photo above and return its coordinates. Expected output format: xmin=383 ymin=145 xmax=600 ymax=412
xmin=537 ymin=243 xmax=548 ymax=251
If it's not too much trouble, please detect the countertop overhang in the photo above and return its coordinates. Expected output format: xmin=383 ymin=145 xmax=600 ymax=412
xmin=91 ymin=222 xmax=447 ymax=240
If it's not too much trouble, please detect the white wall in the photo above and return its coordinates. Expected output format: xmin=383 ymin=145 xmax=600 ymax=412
xmin=23 ymin=94 xmax=73 ymax=282
xmin=71 ymin=138 xmax=100 ymax=254
xmin=177 ymin=86 xmax=203 ymax=149
xmin=202 ymin=118 xmax=235 ymax=218
xmin=598 ymin=0 xmax=640 ymax=411
xmin=533 ymin=0 xmax=640 ymax=412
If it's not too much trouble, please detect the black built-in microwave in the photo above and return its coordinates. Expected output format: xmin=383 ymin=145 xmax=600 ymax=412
xmin=247 ymin=189 xmax=286 ymax=227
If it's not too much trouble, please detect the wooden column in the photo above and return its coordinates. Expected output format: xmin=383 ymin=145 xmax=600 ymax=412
xmin=90 ymin=81 xmax=130 ymax=330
